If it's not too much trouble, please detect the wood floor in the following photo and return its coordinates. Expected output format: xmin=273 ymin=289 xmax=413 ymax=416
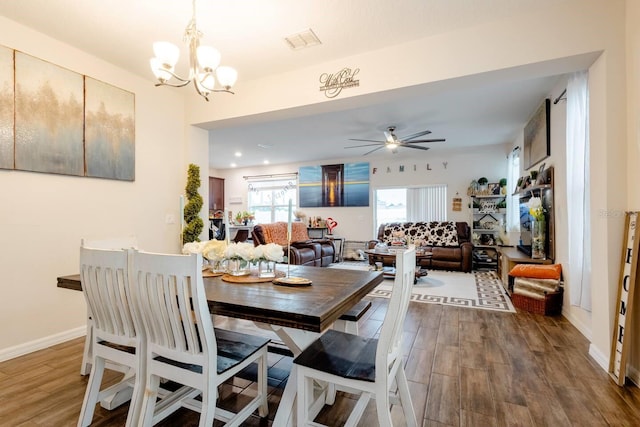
xmin=2 ymin=298 xmax=640 ymax=426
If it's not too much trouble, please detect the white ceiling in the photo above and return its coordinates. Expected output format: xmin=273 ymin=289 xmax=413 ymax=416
xmin=0 ymin=0 xmax=590 ymax=170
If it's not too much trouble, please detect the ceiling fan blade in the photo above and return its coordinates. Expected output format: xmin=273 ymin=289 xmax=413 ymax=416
xmin=401 ymin=130 xmax=432 ymax=141
xmin=403 ymin=138 xmax=446 ymax=143
xmin=363 ymin=145 xmax=385 ymax=156
xmin=398 ymin=143 xmax=431 ymax=151
xmin=345 ymin=142 xmax=384 ymax=149
xmin=348 ymin=138 xmax=385 ymax=143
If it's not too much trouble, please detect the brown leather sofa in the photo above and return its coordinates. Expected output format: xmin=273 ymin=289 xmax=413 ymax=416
xmin=368 ymin=222 xmax=473 ymax=272
xmin=251 ymin=222 xmax=335 ymax=267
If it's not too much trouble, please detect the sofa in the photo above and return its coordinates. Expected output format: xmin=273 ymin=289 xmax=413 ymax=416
xmin=368 ymin=221 xmax=473 ymax=272
xmin=251 ymin=222 xmax=335 ymax=267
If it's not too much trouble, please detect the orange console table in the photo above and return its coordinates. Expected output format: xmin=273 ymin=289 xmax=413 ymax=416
xmin=497 ymin=247 xmax=552 ymax=293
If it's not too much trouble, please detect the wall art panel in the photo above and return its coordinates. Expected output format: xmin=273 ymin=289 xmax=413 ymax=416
xmin=0 ymin=46 xmax=13 ymax=170
xmin=85 ymin=77 xmax=135 ymax=181
xmin=15 ymin=52 xmax=84 ymax=176
xmin=299 ymin=162 xmax=369 ymax=207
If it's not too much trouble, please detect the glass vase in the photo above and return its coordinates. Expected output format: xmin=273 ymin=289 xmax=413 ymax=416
xmin=209 ymin=259 xmax=225 ymax=274
xmin=258 ymin=259 xmax=276 ymax=278
xmin=227 ymin=258 xmax=250 ymax=276
xmin=531 ymin=219 xmax=546 ymax=259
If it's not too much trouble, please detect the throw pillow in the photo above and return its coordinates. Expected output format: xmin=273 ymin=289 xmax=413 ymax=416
xmin=509 ymin=264 xmax=562 ymax=280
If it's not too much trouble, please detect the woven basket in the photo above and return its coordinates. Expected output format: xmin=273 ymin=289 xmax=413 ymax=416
xmin=511 ymin=289 xmax=563 ymax=315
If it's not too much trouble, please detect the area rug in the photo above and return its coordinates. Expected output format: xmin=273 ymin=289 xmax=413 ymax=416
xmin=329 ymin=262 xmax=515 ymax=313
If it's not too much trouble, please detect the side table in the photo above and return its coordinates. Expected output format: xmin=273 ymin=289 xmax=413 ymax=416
xmin=327 ymin=236 xmax=345 ymax=262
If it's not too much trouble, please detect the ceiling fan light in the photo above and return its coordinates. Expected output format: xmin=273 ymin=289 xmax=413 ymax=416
xmin=387 ymin=143 xmax=399 ymax=150
xmin=196 ymin=45 xmax=221 ymax=71
xmin=153 ymin=41 xmax=180 ymax=67
xmin=216 ymin=66 xmax=238 ymax=89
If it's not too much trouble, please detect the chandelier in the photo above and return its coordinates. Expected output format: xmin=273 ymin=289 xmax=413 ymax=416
xmin=150 ymin=0 xmax=237 ymax=101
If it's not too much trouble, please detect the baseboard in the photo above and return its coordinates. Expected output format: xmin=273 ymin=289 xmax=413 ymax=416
xmin=0 ymin=326 xmax=86 ymax=362
xmin=560 ymin=307 xmax=592 ymax=341
xmin=588 ymin=343 xmax=609 ymax=372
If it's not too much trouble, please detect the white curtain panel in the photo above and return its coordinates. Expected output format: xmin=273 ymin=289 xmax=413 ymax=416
xmin=566 ymin=70 xmax=591 ymax=311
xmin=407 ymin=185 xmax=447 ymax=222
xmin=506 ymin=149 xmax=521 ymax=232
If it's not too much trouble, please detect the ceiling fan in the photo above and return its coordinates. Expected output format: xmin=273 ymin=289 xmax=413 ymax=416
xmin=345 ymin=126 xmax=445 ymax=155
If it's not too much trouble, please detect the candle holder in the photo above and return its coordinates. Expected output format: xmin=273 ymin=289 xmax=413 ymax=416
xmin=273 ymin=232 xmax=312 ymax=285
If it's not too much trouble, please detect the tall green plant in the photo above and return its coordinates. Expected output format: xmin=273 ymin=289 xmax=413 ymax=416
xmin=183 ymin=163 xmax=204 ymax=244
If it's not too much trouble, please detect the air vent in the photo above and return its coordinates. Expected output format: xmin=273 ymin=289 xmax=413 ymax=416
xmin=284 ymin=29 xmax=321 ymax=50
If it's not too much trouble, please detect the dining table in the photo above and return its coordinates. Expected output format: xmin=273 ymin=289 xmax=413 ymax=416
xmin=57 ymin=264 xmax=383 ymax=425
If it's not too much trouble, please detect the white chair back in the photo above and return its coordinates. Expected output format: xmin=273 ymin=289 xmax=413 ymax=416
xmin=376 ymin=246 xmax=415 ymax=379
xmin=80 ymin=247 xmax=137 ymax=346
xmin=130 ymin=250 xmax=215 ymax=371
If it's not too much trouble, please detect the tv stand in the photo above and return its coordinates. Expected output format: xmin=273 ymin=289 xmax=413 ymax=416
xmin=497 ymin=247 xmax=552 ymax=293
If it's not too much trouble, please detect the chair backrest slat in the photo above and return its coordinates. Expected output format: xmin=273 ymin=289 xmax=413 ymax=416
xmin=131 ymin=250 xmax=215 ymax=363
xmin=80 ymin=247 xmax=137 ymax=342
xmin=376 ymin=247 xmax=415 ymax=376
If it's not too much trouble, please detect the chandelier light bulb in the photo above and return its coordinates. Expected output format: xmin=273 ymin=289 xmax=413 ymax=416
xmin=216 ymin=66 xmax=238 ymax=89
xmin=153 ymin=42 xmax=180 ymax=67
xmin=196 ymin=46 xmax=221 ymax=71
xmin=197 ymin=72 xmax=215 ymax=93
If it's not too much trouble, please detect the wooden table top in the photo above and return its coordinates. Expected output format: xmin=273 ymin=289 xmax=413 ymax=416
xmin=57 ymin=265 xmax=383 ymax=333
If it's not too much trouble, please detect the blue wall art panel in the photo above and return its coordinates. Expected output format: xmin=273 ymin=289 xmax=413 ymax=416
xmin=299 ymin=162 xmax=369 ymax=207
xmin=85 ymin=77 xmax=135 ymax=181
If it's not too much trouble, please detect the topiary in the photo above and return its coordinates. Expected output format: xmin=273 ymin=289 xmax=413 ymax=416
xmin=478 ymin=177 xmax=488 ymax=185
xmin=499 ymin=178 xmax=507 ymax=187
xmin=183 ymin=163 xmax=204 ymax=244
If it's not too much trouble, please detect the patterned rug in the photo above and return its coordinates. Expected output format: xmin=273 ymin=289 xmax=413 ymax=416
xmin=329 ymin=262 xmax=514 ymax=313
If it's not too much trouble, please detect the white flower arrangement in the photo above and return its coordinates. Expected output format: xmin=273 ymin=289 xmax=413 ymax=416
xmin=253 ymin=243 xmax=285 ymax=262
xmin=527 ymin=196 xmax=544 ymax=221
xmin=182 ymin=241 xmax=207 ymax=255
xmin=223 ymin=242 xmax=256 ymax=261
xmin=202 ymin=240 xmax=227 ymax=261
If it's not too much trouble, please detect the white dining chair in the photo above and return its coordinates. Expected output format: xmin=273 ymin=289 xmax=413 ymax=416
xmin=79 ymin=236 xmax=138 ymax=376
xmin=129 ymin=249 xmax=270 ymax=427
xmin=77 ymin=246 xmax=144 ymax=427
xmin=293 ymin=247 xmax=418 ymax=427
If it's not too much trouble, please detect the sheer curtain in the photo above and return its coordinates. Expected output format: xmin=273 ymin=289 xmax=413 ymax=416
xmin=506 ymin=148 xmax=521 ymax=232
xmin=566 ymin=71 xmax=591 ymax=311
xmin=407 ymin=185 xmax=447 ymax=221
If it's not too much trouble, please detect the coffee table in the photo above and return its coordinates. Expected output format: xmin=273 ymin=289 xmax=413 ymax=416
xmin=366 ymin=249 xmax=432 ymax=283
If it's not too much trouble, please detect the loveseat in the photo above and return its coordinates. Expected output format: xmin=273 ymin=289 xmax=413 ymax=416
xmin=251 ymin=222 xmax=335 ymax=267
xmin=368 ymin=222 xmax=473 ymax=272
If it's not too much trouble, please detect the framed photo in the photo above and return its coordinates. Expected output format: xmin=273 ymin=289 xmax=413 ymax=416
xmin=488 ymin=183 xmax=501 ymax=195
xmin=524 ymin=98 xmax=551 ymax=169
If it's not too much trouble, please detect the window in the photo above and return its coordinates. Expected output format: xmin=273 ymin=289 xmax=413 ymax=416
xmin=374 ymin=185 xmax=447 ymax=232
xmin=247 ymin=177 xmax=297 ymax=223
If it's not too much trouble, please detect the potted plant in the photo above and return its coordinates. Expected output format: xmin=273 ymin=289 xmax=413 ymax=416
xmin=183 ymin=164 xmax=204 ymax=244
xmin=499 ymin=178 xmax=507 ymax=194
xmin=478 ymin=177 xmax=488 ymax=192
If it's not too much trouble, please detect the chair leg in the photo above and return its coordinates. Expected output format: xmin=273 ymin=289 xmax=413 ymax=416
xmin=80 ymin=316 xmax=93 ymax=376
xmin=295 ymin=366 xmax=313 ymax=425
xmin=258 ymin=349 xmax=269 ymax=417
xmin=77 ymin=356 xmax=105 ymax=427
xmin=139 ymin=373 xmax=161 ymax=427
xmin=198 ymin=381 xmax=215 ymax=427
xmin=395 ymin=367 xmax=418 ymax=427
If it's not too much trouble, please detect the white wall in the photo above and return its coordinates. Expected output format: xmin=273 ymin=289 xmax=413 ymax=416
xmin=0 ymin=17 xmax=191 ymax=358
xmin=199 ymin=0 xmax=628 ymax=373
xmin=215 ymin=145 xmax=508 ymax=241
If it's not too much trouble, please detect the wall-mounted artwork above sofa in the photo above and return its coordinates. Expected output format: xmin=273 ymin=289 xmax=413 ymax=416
xmin=299 ymin=162 xmax=369 ymax=207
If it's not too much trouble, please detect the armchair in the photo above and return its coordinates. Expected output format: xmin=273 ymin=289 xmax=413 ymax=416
xmin=251 ymin=222 xmax=335 ymax=267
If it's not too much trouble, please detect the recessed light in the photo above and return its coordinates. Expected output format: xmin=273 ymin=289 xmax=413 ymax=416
xmin=263 ymin=160 xmax=270 ymax=165
xmin=230 ymin=163 xmax=237 ymax=168
xmin=234 ymin=152 xmax=242 ymax=157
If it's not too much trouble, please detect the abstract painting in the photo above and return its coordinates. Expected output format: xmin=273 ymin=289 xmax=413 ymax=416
xmin=85 ymin=77 xmax=135 ymax=180
xmin=0 ymin=45 xmax=13 ymax=170
xmin=299 ymin=162 xmax=369 ymax=207
xmin=14 ymin=52 xmax=84 ymax=176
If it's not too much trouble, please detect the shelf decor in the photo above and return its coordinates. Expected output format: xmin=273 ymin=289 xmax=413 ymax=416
xmin=531 ymin=219 xmax=546 ymax=259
